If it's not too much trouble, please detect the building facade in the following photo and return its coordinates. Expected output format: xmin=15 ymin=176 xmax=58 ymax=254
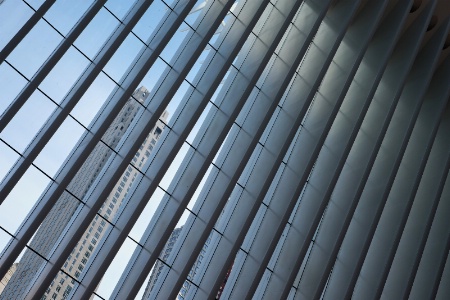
xmin=0 ymin=87 xmax=168 ymax=299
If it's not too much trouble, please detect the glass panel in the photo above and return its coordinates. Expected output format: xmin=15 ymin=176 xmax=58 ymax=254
xmin=158 ymin=142 xmax=192 ymax=194
xmin=105 ymin=0 xmax=137 ymax=21
xmin=23 ymin=0 xmax=45 ymax=10
xmin=185 ymin=44 xmax=214 ymax=86
xmin=0 ymin=0 xmax=34 ymax=50
xmin=33 ymin=116 xmax=86 ymax=178
xmin=159 ymin=21 xmax=192 ymax=65
xmin=135 ymin=57 xmax=170 ymax=106
xmin=0 ymin=141 xmax=20 ymax=183
xmin=95 ymin=162 xmax=141 ymax=224
xmin=0 ymin=90 xmax=56 ymax=154
xmin=27 ymin=191 xmax=82 ymax=264
xmin=165 ymin=81 xmax=191 ymax=126
xmin=73 ymin=8 xmax=119 ymax=60
xmin=6 ymin=19 xmax=63 ymax=79
xmin=44 ymin=0 xmax=95 ymax=36
xmin=184 ymin=0 xmax=204 ymax=29
xmin=103 ymin=33 xmax=145 ymax=83
xmin=0 ymin=228 xmax=13 ymax=261
xmin=38 ymin=46 xmax=90 ymax=104
xmin=0 ymin=165 xmax=51 ymax=233
xmin=128 ymin=187 xmax=168 ymax=242
xmin=132 ymin=0 xmax=169 ymax=44
xmin=186 ymin=164 xmax=217 ymax=213
xmin=92 ymin=238 xmax=140 ymax=299
xmin=69 ymin=72 xmax=117 ymax=128
xmin=188 ymin=229 xmax=218 ymax=286
xmin=0 ymin=62 xmax=28 ymax=115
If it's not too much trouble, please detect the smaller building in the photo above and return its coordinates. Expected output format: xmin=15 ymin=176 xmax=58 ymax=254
xmin=0 ymin=263 xmax=18 ymax=295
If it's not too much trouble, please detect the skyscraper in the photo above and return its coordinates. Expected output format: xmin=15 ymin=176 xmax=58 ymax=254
xmin=0 ymin=87 xmax=168 ymax=299
xmin=141 ymin=227 xmax=182 ymax=299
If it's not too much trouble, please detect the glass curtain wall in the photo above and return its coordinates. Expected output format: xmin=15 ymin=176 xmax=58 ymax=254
xmin=0 ymin=0 xmax=450 ymax=299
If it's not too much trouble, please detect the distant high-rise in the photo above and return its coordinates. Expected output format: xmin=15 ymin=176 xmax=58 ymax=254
xmin=141 ymin=227 xmax=212 ymax=300
xmin=141 ymin=227 xmax=182 ymax=299
xmin=0 ymin=263 xmax=17 ymax=295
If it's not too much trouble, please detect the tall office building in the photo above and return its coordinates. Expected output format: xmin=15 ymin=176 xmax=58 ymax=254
xmin=0 ymin=87 xmax=168 ymax=299
xmin=0 ymin=0 xmax=450 ymax=299
xmin=141 ymin=227 xmax=182 ymax=299
xmin=0 ymin=263 xmax=17 ymax=295
xmin=141 ymin=227 xmax=213 ymax=300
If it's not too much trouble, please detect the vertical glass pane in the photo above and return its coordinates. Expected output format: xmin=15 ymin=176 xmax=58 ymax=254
xmin=105 ymin=0 xmax=137 ymax=21
xmin=74 ymin=8 xmax=119 ymax=60
xmin=65 ymin=142 xmax=115 ymax=202
xmin=23 ymin=0 xmax=45 ymax=10
xmin=0 ymin=90 xmax=56 ymax=154
xmin=128 ymin=187 xmax=167 ymax=242
xmin=132 ymin=0 xmax=169 ymax=44
xmin=6 ymin=19 xmax=63 ymax=79
xmin=158 ymin=142 xmax=192 ymax=194
xmin=160 ymin=21 xmax=192 ymax=65
xmin=103 ymin=33 xmax=145 ymax=83
xmin=0 ymin=0 xmax=34 ymax=50
xmin=44 ymin=0 xmax=95 ymax=36
xmin=93 ymin=238 xmax=140 ymax=299
xmin=135 ymin=57 xmax=170 ymax=106
xmin=0 ymin=228 xmax=13 ymax=261
xmin=34 ymin=116 xmax=86 ymax=178
xmin=38 ymin=46 xmax=90 ymax=104
xmin=69 ymin=72 xmax=117 ymax=127
xmin=0 ymin=141 xmax=20 ymax=183
xmin=0 ymin=165 xmax=51 ymax=233
xmin=0 ymin=63 xmax=28 ymax=115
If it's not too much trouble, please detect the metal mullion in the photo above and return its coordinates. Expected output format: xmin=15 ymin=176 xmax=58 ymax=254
xmin=357 ymin=22 xmax=450 ymax=300
xmin=0 ymin=0 xmax=163 ymax=284
xmin=149 ymin=1 xmax=308 ymax=298
xmin=409 ymin=167 xmax=450 ymax=299
xmin=435 ymin=244 xmax=450 ymax=299
xmin=0 ymin=0 xmax=107 ymax=201
xmin=334 ymin=10 xmax=440 ymax=300
xmin=384 ymin=58 xmax=450 ymax=299
xmin=348 ymin=17 xmax=446 ymax=300
xmin=275 ymin=0 xmax=412 ymax=298
xmin=316 ymin=5 xmax=440 ymax=297
xmin=101 ymin=3 xmax=282 ymax=293
xmin=275 ymin=3 xmax=433 ymax=300
xmin=0 ymin=0 xmax=56 ymax=63
xmin=288 ymin=0 xmax=411 ymax=288
xmin=231 ymin=0 xmax=388 ymax=298
xmin=66 ymin=1 xmax=239 ymax=298
xmin=0 ymin=0 xmax=144 ymax=202
xmin=194 ymin=0 xmax=362 ymax=295
xmin=23 ymin=0 xmax=198 ymax=295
